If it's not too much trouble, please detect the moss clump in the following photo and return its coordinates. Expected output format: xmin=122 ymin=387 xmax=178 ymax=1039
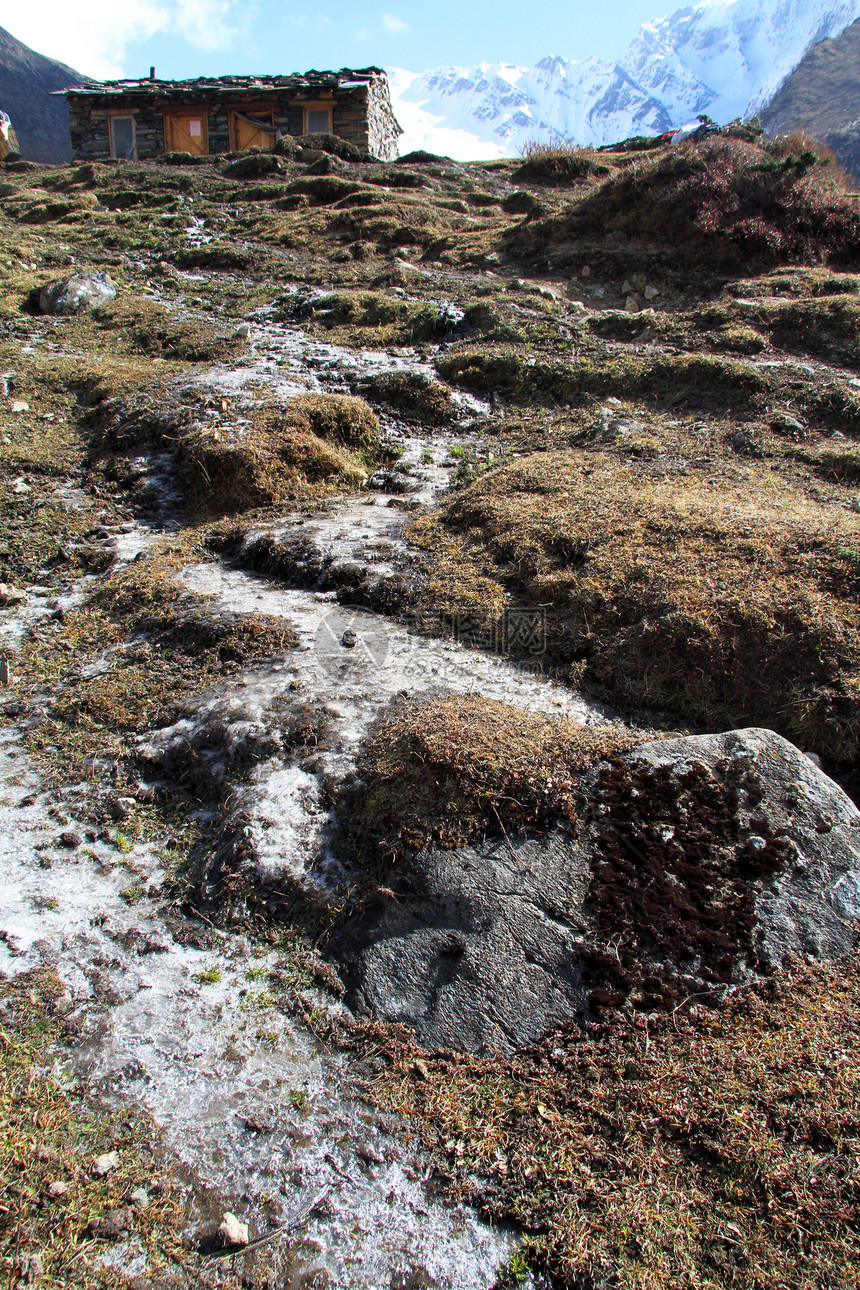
xmin=288 ymin=392 xmax=381 ymax=456
xmin=513 ymin=143 xmax=608 ymax=184
xmin=510 ymin=135 xmax=860 ymax=272
xmin=357 ymin=371 xmax=459 ymax=425
xmin=349 ymin=694 xmax=639 ymax=863
xmin=755 ymin=294 xmax=860 ymax=364
xmin=93 ymin=387 xmax=380 ymax=515
xmin=86 ymin=297 xmax=246 ymax=363
xmin=436 ymin=347 xmax=768 ymax=410
xmin=178 ymin=394 xmax=379 ymax=514
xmin=223 ymin=152 xmax=286 ymax=179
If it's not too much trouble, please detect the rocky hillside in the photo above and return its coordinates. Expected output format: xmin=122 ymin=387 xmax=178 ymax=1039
xmin=761 ymin=16 xmax=860 ymax=179
xmin=0 ymin=24 xmax=87 ymax=163
xmin=0 ymin=132 xmax=858 ymax=1289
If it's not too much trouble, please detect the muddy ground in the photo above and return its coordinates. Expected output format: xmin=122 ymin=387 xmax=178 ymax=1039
xmin=0 ymin=133 xmax=859 ymax=1289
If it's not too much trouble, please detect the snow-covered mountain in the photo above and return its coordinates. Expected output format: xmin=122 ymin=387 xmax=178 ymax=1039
xmin=390 ymin=0 xmax=860 ymax=159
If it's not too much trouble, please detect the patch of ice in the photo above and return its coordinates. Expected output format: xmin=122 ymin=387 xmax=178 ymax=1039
xmin=0 ymin=732 xmax=517 ymax=1287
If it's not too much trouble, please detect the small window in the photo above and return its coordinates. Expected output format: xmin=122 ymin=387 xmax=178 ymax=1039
xmin=188 ymin=119 xmax=202 ymax=137
xmin=305 ymin=108 xmax=332 ymax=135
xmin=109 ymin=115 xmax=136 ymax=160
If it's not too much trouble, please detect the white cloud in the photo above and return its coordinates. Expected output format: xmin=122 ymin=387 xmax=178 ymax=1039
xmin=0 ymin=0 xmax=246 ymax=78
xmin=175 ymin=0 xmax=244 ymax=52
xmin=381 ymin=13 xmax=409 ymax=34
xmin=353 ymin=26 xmax=372 ymax=42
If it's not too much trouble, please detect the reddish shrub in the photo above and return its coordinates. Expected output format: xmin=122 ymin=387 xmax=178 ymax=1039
xmin=514 ymin=135 xmax=860 ymax=270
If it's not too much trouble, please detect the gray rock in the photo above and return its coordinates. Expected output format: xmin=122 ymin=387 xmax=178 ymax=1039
xmin=332 ymin=729 xmax=860 ymax=1053
xmin=635 ymin=729 xmax=860 ymax=971
xmin=335 ymin=830 xmax=591 ymax=1052
xmin=110 ymin=796 xmax=136 ymax=821
xmin=39 ymin=272 xmax=116 ymax=316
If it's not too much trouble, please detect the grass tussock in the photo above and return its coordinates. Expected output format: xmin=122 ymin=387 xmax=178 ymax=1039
xmin=179 ymin=393 xmax=379 ymax=513
xmin=510 ymin=135 xmax=860 ymax=271
xmin=515 ymin=140 xmax=609 ymax=184
xmin=16 ymin=546 xmax=297 ymax=791
xmin=349 ymin=695 xmax=640 ymax=862
xmin=360 ymin=955 xmax=860 ymax=1290
xmin=435 ymin=347 xmax=769 ymax=411
xmin=357 ymin=371 xmax=460 ymax=425
xmin=409 ymin=451 xmax=860 ymax=760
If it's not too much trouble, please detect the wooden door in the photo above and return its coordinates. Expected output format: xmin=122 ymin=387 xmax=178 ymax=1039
xmin=234 ymin=113 xmax=275 ymax=152
xmin=165 ymin=110 xmax=208 ymax=155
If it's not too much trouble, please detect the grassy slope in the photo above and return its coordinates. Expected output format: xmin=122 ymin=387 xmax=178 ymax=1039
xmin=0 ymin=133 xmax=859 ymax=1289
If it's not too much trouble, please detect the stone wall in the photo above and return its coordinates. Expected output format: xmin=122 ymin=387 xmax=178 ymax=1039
xmin=67 ymin=81 xmax=399 ymax=161
xmin=366 ymin=75 xmax=402 ymax=161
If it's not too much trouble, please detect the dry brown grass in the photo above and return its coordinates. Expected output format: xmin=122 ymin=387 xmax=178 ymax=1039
xmin=767 ymin=129 xmax=854 ymax=190
xmin=0 ymin=969 xmax=190 ymax=1287
xmin=179 ymin=403 xmax=376 ymax=513
xmin=348 ymin=695 xmax=641 ymax=863
xmin=515 ymin=139 xmax=608 ymax=184
xmin=358 ymin=956 xmax=860 ymax=1290
xmin=409 ymin=449 xmax=860 ymax=760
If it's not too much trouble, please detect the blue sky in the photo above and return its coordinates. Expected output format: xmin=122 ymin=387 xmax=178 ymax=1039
xmin=0 ymin=0 xmax=676 ymax=81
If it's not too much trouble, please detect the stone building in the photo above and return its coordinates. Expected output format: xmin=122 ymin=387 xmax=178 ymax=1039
xmin=57 ymin=68 xmax=401 ymax=163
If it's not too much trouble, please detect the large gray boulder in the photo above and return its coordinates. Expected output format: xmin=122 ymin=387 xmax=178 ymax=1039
xmin=39 ymin=272 xmax=116 ymax=316
xmin=331 ymin=728 xmax=860 ymax=1052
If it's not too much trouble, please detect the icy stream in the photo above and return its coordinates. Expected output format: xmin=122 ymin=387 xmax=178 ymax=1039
xmin=0 ymin=737 xmax=515 ymax=1285
xmin=0 ymin=304 xmax=618 ymax=1285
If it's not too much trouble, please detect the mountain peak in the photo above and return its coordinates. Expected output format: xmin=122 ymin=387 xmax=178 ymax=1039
xmin=0 ymin=23 xmax=89 ymax=162
xmin=395 ymin=0 xmax=860 ymax=158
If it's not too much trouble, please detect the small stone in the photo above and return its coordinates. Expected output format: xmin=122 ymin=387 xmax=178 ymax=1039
xmin=48 ymin=1179 xmax=69 ymax=1197
xmin=93 ymin=1150 xmax=120 ymax=1176
xmin=234 ymin=323 xmax=251 ymax=339
xmin=218 ymin=1212 xmax=249 ymax=1247
xmin=0 ymin=583 xmax=26 ymax=606
xmin=11 ymin=400 xmax=29 ymax=413
xmin=621 ymin=279 xmax=633 ymax=296
xmin=625 ymin=295 xmax=641 ymax=312
xmin=52 ymin=992 xmax=74 ymax=1016
xmin=0 ymin=657 xmax=10 ymax=686
xmin=88 ymin=1206 xmax=132 ymax=1239
xmin=341 ymin=630 xmax=357 ymax=648
xmin=110 ymin=797 xmax=135 ymax=822
xmin=130 ymin=1186 xmax=149 ymax=1209
xmin=59 ymin=829 xmax=82 ymax=849
xmin=644 ymin=285 xmax=660 ymax=300
xmin=851 ymin=496 xmax=860 ymax=513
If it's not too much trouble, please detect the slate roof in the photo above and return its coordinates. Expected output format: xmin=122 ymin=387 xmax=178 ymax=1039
xmin=57 ymin=69 xmax=385 ymax=97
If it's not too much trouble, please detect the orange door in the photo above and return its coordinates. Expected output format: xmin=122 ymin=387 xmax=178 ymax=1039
xmin=233 ymin=112 xmax=275 ymax=152
xmin=165 ymin=111 xmax=208 ymax=155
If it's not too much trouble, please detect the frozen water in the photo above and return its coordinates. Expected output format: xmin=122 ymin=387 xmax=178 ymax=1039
xmin=0 ymin=733 xmax=518 ymax=1287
